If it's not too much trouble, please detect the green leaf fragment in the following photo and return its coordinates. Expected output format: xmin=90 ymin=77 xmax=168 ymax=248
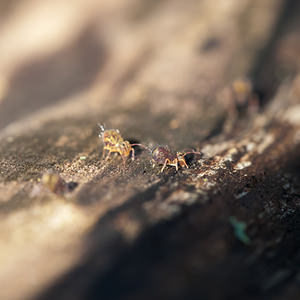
xmin=229 ymin=216 xmax=251 ymax=245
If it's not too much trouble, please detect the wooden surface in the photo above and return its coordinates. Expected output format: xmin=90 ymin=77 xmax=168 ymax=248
xmin=1 ymin=0 xmax=300 ymax=299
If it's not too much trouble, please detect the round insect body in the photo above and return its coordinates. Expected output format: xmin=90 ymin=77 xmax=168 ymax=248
xmin=151 ymin=146 xmax=202 ymax=173
xmin=152 ymin=146 xmax=176 ymax=164
xmin=152 ymin=146 xmax=181 ymax=173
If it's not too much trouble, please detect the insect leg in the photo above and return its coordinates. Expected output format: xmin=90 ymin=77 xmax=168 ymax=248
xmin=181 ymin=158 xmax=188 ymax=168
xmin=152 ymin=159 xmax=156 ymax=168
xmin=131 ymin=147 xmax=135 ymax=161
xmin=121 ymin=154 xmax=127 ymax=166
xmin=105 ymin=150 xmax=112 ymax=161
xmin=130 ymin=144 xmax=151 ymax=150
xmin=101 ymin=149 xmax=107 ymax=159
xmin=160 ymin=159 xmax=170 ymax=173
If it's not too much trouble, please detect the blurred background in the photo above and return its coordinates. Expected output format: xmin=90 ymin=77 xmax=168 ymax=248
xmin=0 ymin=0 xmax=299 ymax=132
xmin=1 ymin=1 xmax=300 ymax=300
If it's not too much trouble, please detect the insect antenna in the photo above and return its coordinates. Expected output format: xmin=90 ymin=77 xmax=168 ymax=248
xmin=97 ymin=123 xmax=106 ymax=138
xmin=181 ymin=147 xmax=202 ymax=155
xmin=128 ymin=143 xmax=148 ymax=161
xmin=130 ymin=143 xmax=151 ymax=151
xmin=97 ymin=123 xmax=105 ymax=131
xmin=181 ymin=150 xmax=203 ymax=157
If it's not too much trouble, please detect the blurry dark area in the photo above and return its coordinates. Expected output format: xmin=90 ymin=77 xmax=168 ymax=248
xmin=0 ymin=1 xmax=300 ymax=300
xmin=250 ymin=0 xmax=300 ymax=105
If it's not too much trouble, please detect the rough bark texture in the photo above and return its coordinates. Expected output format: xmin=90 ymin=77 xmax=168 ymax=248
xmin=1 ymin=0 xmax=300 ymax=299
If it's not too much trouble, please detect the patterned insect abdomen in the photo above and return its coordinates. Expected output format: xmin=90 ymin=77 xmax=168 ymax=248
xmin=152 ymin=146 xmax=176 ymax=165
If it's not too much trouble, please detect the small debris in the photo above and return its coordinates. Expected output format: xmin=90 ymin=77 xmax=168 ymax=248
xmin=235 ymin=161 xmax=251 ymax=170
xmin=42 ymin=172 xmax=78 ymax=195
xmin=234 ymin=191 xmax=249 ymax=199
xmin=229 ymin=216 xmax=251 ymax=245
xmin=283 ymin=183 xmax=290 ymax=190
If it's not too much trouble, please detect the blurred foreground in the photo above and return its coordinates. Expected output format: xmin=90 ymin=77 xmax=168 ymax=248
xmin=1 ymin=1 xmax=300 ymax=299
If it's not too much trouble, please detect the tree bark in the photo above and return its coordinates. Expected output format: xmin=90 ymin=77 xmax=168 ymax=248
xmin=0 ymin=1 xmax=300 ymax=300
